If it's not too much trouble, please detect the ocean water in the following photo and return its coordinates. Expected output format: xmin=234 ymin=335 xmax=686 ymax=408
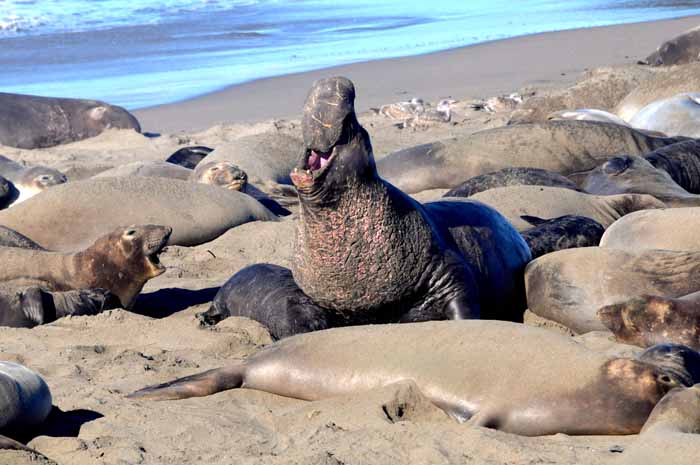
xmin=1 ymin=0 xmax=700 ymax=109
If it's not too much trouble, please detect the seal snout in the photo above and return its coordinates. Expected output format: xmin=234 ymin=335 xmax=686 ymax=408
xmin=143 ymin=225 xmax=172 ymax=273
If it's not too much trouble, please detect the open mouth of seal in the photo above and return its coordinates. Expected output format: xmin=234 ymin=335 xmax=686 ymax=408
xmin=291 ymin=147 xmax=337 ymax=187
xmin=145 ymin=229 xmax=172 ymax=273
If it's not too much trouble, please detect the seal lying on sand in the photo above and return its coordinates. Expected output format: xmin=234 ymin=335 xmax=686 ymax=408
xmin=0 ymin=286 xmax=119 ymax=328
xmin=376 ymin=120 xmax=683 ymax=193
xmin=526 ymin=247 xmax=700 ymax=334
xmin=644 ymin=139 xmax=700 ymax=194
xmin=0 ymin=226 xmax=44 ymax=250
xmin=290 ymin=77 xmax=530 ymax=323
xmin=129 ymin=320 xmax=700 ymax=436
xmin=0 ymin=92 xmax=140 ymax=149
xmin=598 ymin=291 xmax=700 ymax=350
xmin=600 ymin=208 xmax=700 ymax=252
xmin=94 ymin=161 xmax=192 ymax=181
xmin=520 ymin=215 xmax=604 ymax=259
xmin=164 ymin=146 xmax=213 ymax=169
xmin=629 ymin=93 xmax=700 ymax=138
xmin=547 ymin=109 xmax=631 ymax=126
xmin=645 ymin=25 xmax=700 ymax=67
xmin=0 ymin=175 xmax=12 ymax=209
xmin=0 ymin=361 xmax=52 ymax=449
xmin=443 ymin=167 xmax=581 ymax=198
xmin=0 ymin=176 xmax=277 ymax=252
xmin=0 ymin=224 xmax=170 ymax=309
xmin=467 ymin=185 xmax=664 ymax=231
xmin=0 ymin=155 xmax=67 ymax=205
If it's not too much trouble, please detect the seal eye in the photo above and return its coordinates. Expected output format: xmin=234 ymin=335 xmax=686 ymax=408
xmin=124 ymin=228 xmax=137 ymax=239
xmin=210 ymin=166 xmax=219 ymax=172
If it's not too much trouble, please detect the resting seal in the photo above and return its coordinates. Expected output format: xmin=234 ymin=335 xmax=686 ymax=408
xmin=520 ymin=215 xmax=604 ymax=259
xmin=129 ymin=320 xmax=700 ymax=436
xmin=547 ymin=109 xmax=631 ymax=126
xmin=0 ymin=155 xmax=67 ymax=205
xmin=0 ymin=224 xmax=170 ymax=309
xmin=94 ymin=161 xmax=192 ymax=181
xmin=443 ymin=167 xmax=580 ymax=198
xmin=644 ymin=139 xmax=700 ymax=194
xmin=598 ymin=291 xmax=700 ymax=350
xmin=630 ymin=93 xmax=700 ymax=138
xmin=600 ymin=208 xmax=700 ymax=252
xmin=645 ymin=25 xmax=700 ymax=67
xmin=0 ymin=92 xmax=140 ymax=149
xmin=289 ymin=77 xmax=530 ymax=323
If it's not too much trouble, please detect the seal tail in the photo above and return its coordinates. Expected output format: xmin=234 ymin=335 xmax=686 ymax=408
xmin=127 ymin=364 xmax=245 ymax=401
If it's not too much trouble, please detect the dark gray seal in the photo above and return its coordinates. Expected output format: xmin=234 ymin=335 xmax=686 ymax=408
xmin=0 ymin=93 xmax=140 ymax=149
xmin=443 ymin=167 xmax=581 ymax=198
xmin=164 ymin=146 xmax=213 ymax=169
xmin=644 ymin=139 xmax=700 ymax=194
xmin=645 ymin=25 xmax=700 ymax=67
xmin=520 ymin=215 xmax=604 ymax=259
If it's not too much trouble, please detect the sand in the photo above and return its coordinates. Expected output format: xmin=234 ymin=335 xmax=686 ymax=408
xmin=2 ymin=15 xmax=700 ymax=465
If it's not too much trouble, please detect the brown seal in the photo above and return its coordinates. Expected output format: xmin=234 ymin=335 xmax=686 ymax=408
xmin=645 ymin=25 xmax=700 ymax=67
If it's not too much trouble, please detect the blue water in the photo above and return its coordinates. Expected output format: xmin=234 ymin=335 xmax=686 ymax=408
xmin=1 ymin=0 xmax=700 ymax=109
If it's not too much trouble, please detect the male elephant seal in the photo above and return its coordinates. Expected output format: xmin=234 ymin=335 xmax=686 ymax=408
xmin=376 ymin=120 xmax=683 ymax=193
xmin=467 ymin=185 xmax=664 ymax=231
xmin=598 ymin=291 xmax=700 ymax=350
xmin=644 ymin=139 xmax=700 ymax=194
xmin=600 ymin=208 xmax=700 ymax=252
xmin=0 ymin=93 xmax=140 ymax=149
xmin=629 ymin=93 xmax=700 ymax=138
xmin=0 ymin=361 xmax=52 ymax=448
xmin=0 ymin=176 xmax=277 ymax=252
xmin=645 ymin=25 xmax=700 ymax=67
xmin=289 ymin=77 xmax=530 ymax=323
xmin=129 ymin=320 xmax=700 ymax=436
xmin=0 ymin=286 xmax=119 ymax=328
xmin=0 ymin=155 xmax=67 ymax=205
xmin=443 ymin=167 xmax=581 ymax=198
xmin=164 ymin=146 xmax=213 ymax=169
xmin=526 ymin=247 xmax=700 ymax=334
xmin=0 ymin=224 xmax=170 ymax=309
xmin=520 ymin=215 xmax=604 ymax=259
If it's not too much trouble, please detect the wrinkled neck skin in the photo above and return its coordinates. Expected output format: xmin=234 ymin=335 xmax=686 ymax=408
xmin=293 ymin=128 xmax=471 ymax=321
xmin=73 ymin=248 xmax=145 ymax=309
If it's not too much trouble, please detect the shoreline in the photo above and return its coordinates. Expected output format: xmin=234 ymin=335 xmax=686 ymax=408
xmin=134 ymin=14 xmax=700 ymax=134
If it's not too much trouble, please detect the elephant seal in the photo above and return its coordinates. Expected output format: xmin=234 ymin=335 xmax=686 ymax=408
xmin=0 ymin=286 xmax=119 ymax=328
xmin=0 ymin=361 xmax=51 ymax=432
xmin=0 ymin=175 xmax=12 ymax=209
xmin=0 ymin=93 xmax=140 ymax=149
xmin=0 ymin=155 xmax=67 ymax=205
xmin=0 ymin=176 xmax=277 ymax=252
xmin=200 ymin=132 xmax=304 ymax=185
xmin=572 ymin=155 xmax=699 ymax=206
xmin=443 ymin=167 xmax=581 ymax=198
xmin=467 ymin=185 xmax=664 ymax=231
xmin=94 ymin=161 xmax=192 ymax=181
xmin=197 ymin=263 xmax=328 ymax=339
xmin=289 ymin=77 xmax=530 ymax=323
xmin=526 ymin=247 xmax=700 ymax=334
xmin=615 ymin=62 xmax=700 ymax=121
xmin=600 ymin=208 xmax=700 ymax=252
xmin=547 ymin=109 xmax=631 ymax=126
xmin=0 ymin=226 xmax=44 ymax=250
xmin=644 ymin=139 xmax=700 ymax=194
xmin=164 ymin=146 xmax=213 ymax=169
xmin=376 ymin=120 xmax=683 ymax=193
xmin=598 ymin=291 xmax=700 ymax=350
xmin=0 ymin=224 xmax=170 ymax=309
xmin=129 ymin=320 xmax=700 ymax=436
xmin=629 ymin=93 xmax=700 ymax=138
xmin=645 ymin=25 xmax=700 ymax=66
xmin=520 ymin=215 xmax=604 ymax=259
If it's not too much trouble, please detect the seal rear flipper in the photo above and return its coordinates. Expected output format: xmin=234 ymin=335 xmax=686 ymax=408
xmin=19 ymin=287 xmax=50 ymax=326
xmin=51 ymin=288 xmax=121 ymax=318
xmin=128 ymin=364 xmax=245 ymax=401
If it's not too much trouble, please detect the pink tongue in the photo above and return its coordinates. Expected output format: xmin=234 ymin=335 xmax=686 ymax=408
xmin=308 ymin=152 xmax=321 ymax=171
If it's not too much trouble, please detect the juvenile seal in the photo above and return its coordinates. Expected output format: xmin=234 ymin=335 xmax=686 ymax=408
xmin=520 ymin=215 xmax=604 ymax=259
xmin=443 ymin=167 xmax=581 ymax=198
xmin=290 ymin=77 xmax=530 ymax=323
xmin=0 ymin=176 xmax=277 ymax=252
xmin=164 ymin=146 xmax=213 ymax=169
xmin=600 ymin=208 xmax=700 ymax=252
xmin=467 ymin=185 xmax=664 ymax=231
xmin=0 ymin=224 xmax=170 ymax=309
xmin=629 ymin=93 xmax=700 ymax=138
xmin=0 ymin=92 xmax=140 ymax=149
xmin=197 ymin=263 xmax=328 ymax=339
xmin=0 ymin=361 xmax=52 ymax=445
xmin=645 ymin=25 xmax=700 ymax=66
xmin=0 ymin=155 xmax=67 ymax=205
xmin=598 ymin=291 xmax=700 ymax=350
xmin=526 ymin=247 xmax=700 ymax=334
xmin=376 ymin=120 xmax=683 ymax=193
xmin=129 ymin=320 xmax=699 ymax=436
xmin=547 ymin=109 xmax=631 ymax=126
xmin=644 ymin=139 xmax=700 ymax=194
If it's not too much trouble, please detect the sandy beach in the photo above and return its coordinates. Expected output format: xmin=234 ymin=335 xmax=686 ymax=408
xmin=1 ymin=12 xmax=700 ymax=465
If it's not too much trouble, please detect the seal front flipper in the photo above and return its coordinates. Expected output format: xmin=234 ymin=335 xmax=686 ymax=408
xmin=128 ymin=364 xmax=245 ymax=401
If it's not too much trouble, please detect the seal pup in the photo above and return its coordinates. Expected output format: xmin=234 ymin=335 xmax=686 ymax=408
xmin=443 ymin=167 xmax=581 ymax=198
xmin=520 ymin=215 xmax=604 ymax=259
xmin=645 ymin=25 xmax=700 ymax=66
xmin=644 ymin=139 xmax=700 ymax=194
xmin=0 ymin=92 xmax=140 ymax=149
xmin=0 ymin=361 xmax=52 ymax=447
xmin=164 ymin=146 xmax=213 ymax=169
xmin=129 ymin=320 xmax=700 ymax=436
xmin=197 ymin=263 xmax=329 ymax=339
xmin=0 ymin=176 xmax=277 ymax=252
xmin=0 ymin=155 xmax=67 ymax=205
xmin=0 ymin=224 xmax=170 ymax=309
xmin=526 ymin=247 xmax=700 ymax=334
xmin=467 ymin=185 xmax=664 ymax=231
xmin=0 ymin=286 xmax=119 ymax=328
xmin=376 ymin=120 xmax=683 ymax=193
xmin=629 ymin=93 xmax=700 ymax=138
xmin=600 ymin=208 xmax=700 ymax=252
xmin=598 ymin=291 xmax=700 ymax=350
xmin=290 ymin=77 xmax=530 ymax=323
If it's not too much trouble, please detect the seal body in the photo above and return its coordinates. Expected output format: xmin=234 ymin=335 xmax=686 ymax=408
xmin=0 ymin=226 xmax=44 ymax=250
xmin=630 ymin=93 xmax=700 ymax=138
xmin=443 ymin=167 xmax=580 ymax=198
xmin=547 ymin=109 xmax=631 ymax=126
xmin=0 ymin=362 xmax=52 ymax=430
xmin=94 ymin=161 xmax=193 ymax=181
xmin=644 ymin=139 xmax=700 ymax=194
xmin=645 ymin=25 xmax=700 ymax=66
xmin=0 ymin=92 xmax=140 ymax=149
xmin=600 ymin=208 xmax=700 ymax=252
xmin=520 ymin=215 xmax=604 ymax=259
